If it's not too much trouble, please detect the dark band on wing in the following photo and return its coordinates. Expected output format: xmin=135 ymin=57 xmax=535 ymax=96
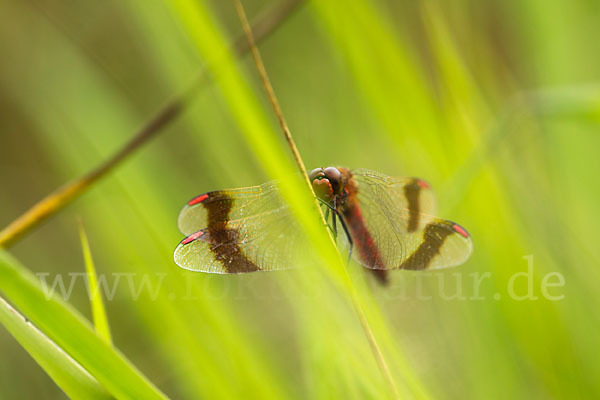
xmin=205 ymin=193 xmax=261 ymax=273
xmin=399 ymin=221 xmax=455 ymax=270
xmin=404 ymin=179 xmax=422 ymax=232
xmin=182 ymin=191 xmax=260 ymax=273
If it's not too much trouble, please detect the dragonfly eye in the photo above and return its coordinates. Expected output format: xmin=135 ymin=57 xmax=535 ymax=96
xmin=323 ymin=167 xmax=341 ymax=181
xmin=323 ymin=167 xmax=343 ymax=194
xmin=309 ymin=168 xmax=324 ymax=181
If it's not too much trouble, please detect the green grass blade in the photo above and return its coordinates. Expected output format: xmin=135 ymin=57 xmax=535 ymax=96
xmin=0 ymin=296 xmax=111 ymax=399
xmin=166 ymin=1 xmax=404 ymax=397
xmin=77 ymin=220 xmax=112 ymax=344
xmin=0 ymin=250 xmax=168 ymax=400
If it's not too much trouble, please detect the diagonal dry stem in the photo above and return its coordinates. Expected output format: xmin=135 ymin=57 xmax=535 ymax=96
xmin=0 ymin=0 xmax=304 ymax=248
xmin=233 ymin=1 xmax=400 ymax=398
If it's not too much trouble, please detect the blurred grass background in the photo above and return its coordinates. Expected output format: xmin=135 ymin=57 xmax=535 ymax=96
xmin=1 ymin=0 xmax=599 ymax=398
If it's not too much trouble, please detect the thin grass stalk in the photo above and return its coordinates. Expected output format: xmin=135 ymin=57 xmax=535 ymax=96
xmin=233 ymin=1 xmax=400 ymax=397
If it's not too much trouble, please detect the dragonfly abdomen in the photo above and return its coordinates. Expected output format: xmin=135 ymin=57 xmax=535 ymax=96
xmin=342 ymin=203 xmax=388 ymax=284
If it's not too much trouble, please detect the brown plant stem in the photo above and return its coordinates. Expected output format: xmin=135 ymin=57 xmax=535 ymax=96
xmin=0 ymin=0 xmax=304 ymax=248
xmin=233 ymin=1 xmax=400 ymax=398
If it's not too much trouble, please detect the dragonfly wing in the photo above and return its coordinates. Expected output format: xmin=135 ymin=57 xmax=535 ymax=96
xmin=175 ymin=181 xmax=309 ymax=273
xmin=342 ymin=169 xmax=472 ymax=271
xmin=350 ymin=168 xmax=437 ymax=228
xmin=178 ymin=181 xmax=283 ymax=236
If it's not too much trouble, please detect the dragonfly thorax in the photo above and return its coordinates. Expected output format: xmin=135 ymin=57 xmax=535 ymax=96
xmin=309 ymin=167 xmax=344 ymax=203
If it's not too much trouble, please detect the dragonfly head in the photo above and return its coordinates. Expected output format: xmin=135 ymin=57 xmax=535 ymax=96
xmin=309 ymin=167 xmax=344 ymax=202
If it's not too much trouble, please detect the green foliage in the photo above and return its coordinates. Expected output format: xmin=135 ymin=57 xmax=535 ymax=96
xmin=0 ymin=296 xmax=110 ymax=399
xmin=0 ymin=251 xmax=167 ymax=399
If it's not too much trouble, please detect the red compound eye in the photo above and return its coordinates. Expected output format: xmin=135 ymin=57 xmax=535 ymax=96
xmin=323 ymin=167 xmax=342 ymax=182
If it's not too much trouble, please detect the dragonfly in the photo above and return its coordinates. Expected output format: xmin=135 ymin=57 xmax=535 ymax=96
xmin=174 ymin=167 xmax=472 ymax=283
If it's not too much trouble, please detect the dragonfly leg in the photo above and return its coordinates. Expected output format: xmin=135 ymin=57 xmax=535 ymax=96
xmin=324 ymin=208 xmax=334 ymax=236
xmin=337 ymin=212 xmax=353 ymax=265
xmin=319 ymin=199 xmax=338 ymax=237
xmin=317 ymin=197 xmax=336 ymax=211
xmin=333 ymin=197 xmax=339 ymax=237
xmin=332 ymin=209 xmax=337 ymax=238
